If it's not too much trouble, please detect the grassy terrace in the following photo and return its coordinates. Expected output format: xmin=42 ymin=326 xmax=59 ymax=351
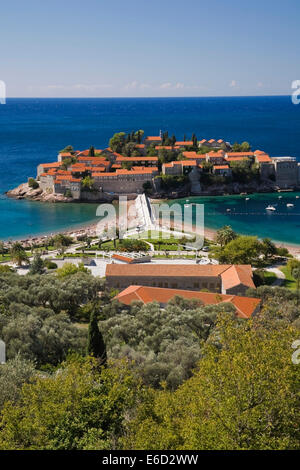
xmin=280 ymin=266 xmax=298 ymax=290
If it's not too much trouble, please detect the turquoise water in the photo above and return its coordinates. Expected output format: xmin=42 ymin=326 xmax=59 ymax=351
xmin=172 ymin=192 xmax=300 ymax=245
xmin=0 ymin=197 xmax=99 ymax=240
xmin=0 ymin=96 xmax=300 ymax=241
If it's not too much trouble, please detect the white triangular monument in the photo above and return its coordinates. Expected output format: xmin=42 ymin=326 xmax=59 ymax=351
xmin=0 ymin=339 xmax=5 ymax=364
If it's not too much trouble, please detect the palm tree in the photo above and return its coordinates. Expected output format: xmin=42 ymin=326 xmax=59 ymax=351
xmin=10 ymin=242 xmax=28 ymax=266
xmin=216 ymin=225 xmax=237 ymax=247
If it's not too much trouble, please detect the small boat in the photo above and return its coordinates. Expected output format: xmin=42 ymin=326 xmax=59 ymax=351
xmin=226 ymin=208 xmax=231 ymax=212
xmin=296 ymin=196 xmax=299 ymax=199
xmin=266 ymin=205 xmax=276 ymax=211
xmin=245 ymin=197 xmax=250 ymax=201
xmin=287 ymin=203 xmax=294 ymax=207
xmin=278 ymin=196 xmax=282 ymax=199
xmin=184 ymin=204 xmax=190 ymax=208
xmin=186 ymin=199 xmax=189 ymax=202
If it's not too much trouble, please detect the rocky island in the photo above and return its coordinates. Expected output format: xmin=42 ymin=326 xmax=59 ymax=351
xmin=6 ymin=130 xmax=300 ymax=202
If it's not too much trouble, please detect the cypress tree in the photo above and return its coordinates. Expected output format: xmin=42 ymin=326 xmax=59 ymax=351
xmin=87 ymin=309 xmax=107 ymax=365
xmin=89 ymin=146 xmax=95 ymax=157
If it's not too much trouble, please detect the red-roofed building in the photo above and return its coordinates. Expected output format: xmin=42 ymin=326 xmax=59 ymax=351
xmin=175 ymin=141 xmax=193 ymax=148
xmin=213 ymin=164 xmax=231 ymax=176
xmin=115 ymin=285 xmax=261 ymax=318
xmin=206 ymin=150 xmax=226 ymax=164
xmin=106 ymin=263 xmax=255 ymax=296
xmin=144 ymin=136 xmax=162 ymax=146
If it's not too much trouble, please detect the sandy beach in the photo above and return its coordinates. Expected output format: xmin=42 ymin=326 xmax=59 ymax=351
xmin=2 ymin=198 xmax=300 ymax=258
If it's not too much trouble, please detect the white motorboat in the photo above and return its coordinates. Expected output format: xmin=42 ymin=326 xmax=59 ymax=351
xmin=287 ymin=203 xmax=294 ymax=207
xmin=245 ymin=197 xmax=250 ymax=201
xmin=266 ymin=205 xmax=276 ymax=211
xmin=296 ymin=196 xmax=299 ymax=199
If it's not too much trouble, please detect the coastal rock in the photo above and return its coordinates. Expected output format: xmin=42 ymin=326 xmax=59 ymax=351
xmin=6 ymin=183 xmax=72 ymax=202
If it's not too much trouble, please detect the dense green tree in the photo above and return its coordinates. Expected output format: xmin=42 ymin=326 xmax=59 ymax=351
xmin=0 ymin=355 xmax=37 ymax=409
xmin=56 ymin=262 xmax=90 ymax=278
xmin=88 ymin=146 xmax=95 ymax=157
xmin=87 ymin=309 xmax=107 ymax=364
xmin=29 ymin=253 xmax=44 ymax=275
xmin=124 ymin=316 xmax=299 ymax=450
xmin=109 ymin=132 xmax=126 ymax=153
xmin=59 ymin=145 xmax=74 ymax=154
xmin=82 ymin=175 xmax=95 ymax=191
xmin=213 ymin=235 xmax=262 ymax=264
xmin=0 ymin=357 xmax=141 ymax=450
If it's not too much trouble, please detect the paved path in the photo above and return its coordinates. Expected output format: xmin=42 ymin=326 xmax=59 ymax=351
xmin=265 ymin=267 xmax=285 ymax=286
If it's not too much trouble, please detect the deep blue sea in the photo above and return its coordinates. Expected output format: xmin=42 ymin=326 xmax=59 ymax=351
xmin=0 ymin=96 xmax=300 ymax=242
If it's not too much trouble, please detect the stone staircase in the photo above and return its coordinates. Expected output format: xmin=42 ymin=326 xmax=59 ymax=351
xmin=189 ymin=168 xmax=202 ymax=195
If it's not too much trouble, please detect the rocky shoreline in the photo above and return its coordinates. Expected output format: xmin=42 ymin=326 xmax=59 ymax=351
xmin=5 ymin=183 xmax=73 ymax=203
xmin=6 ymin=178 xmax=290 ymax=204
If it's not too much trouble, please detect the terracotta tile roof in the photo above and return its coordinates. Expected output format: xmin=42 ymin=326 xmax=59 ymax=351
xmin=106 ymin=263 xmax=254 ymax=291
xmin=254 ymin=150 xmax=266 ymax=155
xmin=155 ymin=146 xmax=173 ymax=150
xmin=256 ymin=154 xmax=272 ymax=163
xmin=77 ymin=156 xmax=106 ymax=162
xmin=112 ymin=254 xmax=134 ymax=263
xmin=226 ymin=152 xmax=254 ymax=157
xmin=181 ymin=160 xmax=197 ymax=166
xmin=208 ymin=139 xmax=216 ymax=144
xmin=135 ymin=144 xmax=145 ymax=148
xmin=199 ymin=139 xmax=207 ymax=144
xmin=214 ymin=165 xmax=229 ymax=169
xmin=116 ymin=167 xmax=157 ymax=175
xmin=40 ymin=162 xmax=61 ymax=168
xmin=115 ymin=156 xmax=158 ymax=162
xmin=220 ymin=265 xmax=255 ymax=290
xmin=145 ymin=136 xmax=162 ymax=141
xmin=106 ymin=264 xmax=231 ymax=278
xmin=115 ymin=285 xmax=260 ymax=319
xmin=217 ymin=139 xmax=224 ymax=143
xmin=182 ymin=151 xmax=206 ymax=159
xmin=175 ymin=141 xmax=193 ymax=146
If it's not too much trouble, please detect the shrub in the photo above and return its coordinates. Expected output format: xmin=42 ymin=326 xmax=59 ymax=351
xmin=28 ymin=178 xmax=39 ymax=189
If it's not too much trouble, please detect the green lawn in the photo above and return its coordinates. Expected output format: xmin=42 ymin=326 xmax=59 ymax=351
xmin=280 ymin=266 xmax=298 ymax=290
xmin=0 ymin=254 xmax=12 ymax=262
xmin=263 ymin=271 xmax=277 ymax=285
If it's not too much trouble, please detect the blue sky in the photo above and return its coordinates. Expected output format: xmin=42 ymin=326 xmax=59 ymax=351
xmin=1 ymin=0 xmax=300 ymax=97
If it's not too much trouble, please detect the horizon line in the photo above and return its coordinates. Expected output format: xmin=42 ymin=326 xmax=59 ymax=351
xmin=4 ymin=94 xmax=291 ymax=99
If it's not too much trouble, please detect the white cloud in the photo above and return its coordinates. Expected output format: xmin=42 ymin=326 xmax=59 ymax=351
xmin=229 ymin=80 xmax=237 ymax=87
xmin=140 ymin=83 xmax=152 ymax=89
xmin=174 ymin=82 xmax=184 ymax=89
xmin=124 ymin=81 xmax=139 ymax=90
xmin=160 ymin=82 xmax=173 ymax=89
xmin=44 ymin=83 xmax=112 ymax=91
xmin=257 ymin=82 xmax=263 ymax=88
